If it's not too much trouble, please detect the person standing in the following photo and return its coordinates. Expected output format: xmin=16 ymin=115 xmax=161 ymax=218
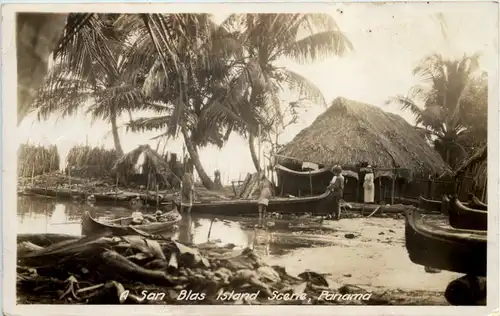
xmin=180 ymin=172 xmax=195 ymax=213
xmin=363 ymin=165 xmax=375 ymax=203
xmin=326 ymin=165 xmax=345 ymax=220
xmin=257 ymin=174 xmax=272 ymax=228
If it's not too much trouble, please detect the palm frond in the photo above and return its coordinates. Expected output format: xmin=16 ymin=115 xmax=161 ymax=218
xmin=386 ymin=95 xmax=424 ymax=124
xmin=276 ymin=68 xmax=326 ymax=106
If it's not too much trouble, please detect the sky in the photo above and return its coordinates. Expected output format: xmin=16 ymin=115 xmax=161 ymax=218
xmin=17 ymin=3 xmax=498 ymax=184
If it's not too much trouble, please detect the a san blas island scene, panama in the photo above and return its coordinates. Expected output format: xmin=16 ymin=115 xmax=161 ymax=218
xmin=7 ymin=1 xmax=496 ymax=309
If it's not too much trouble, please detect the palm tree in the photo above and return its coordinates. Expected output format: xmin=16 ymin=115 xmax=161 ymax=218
xmin=18 ymin=13 xmax=232 ymax=188
xmin=220 ymin=13 xmax=353 ymax=171
xmin=16 ymin=13 xmax=352 ymax=187
xmin=123 ymin=13 xmax=247 ymax=189
xmin=387 ymin=53 xmax=487 ymax=168
xmin=34 ymin=14 xmax=166 ymax=156
xmin=32 ymin=14 xmax=158 ymax=156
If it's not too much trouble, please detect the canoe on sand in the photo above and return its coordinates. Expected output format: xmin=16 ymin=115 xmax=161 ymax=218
xmin=448 ymin=197 xmax=487 ymax=231
xmin=405 ymin=208 xmax=486 ymax=276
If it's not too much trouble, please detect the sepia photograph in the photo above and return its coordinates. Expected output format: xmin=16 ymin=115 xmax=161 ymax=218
xmin=2 ymin=2 xmax=499 ymax=315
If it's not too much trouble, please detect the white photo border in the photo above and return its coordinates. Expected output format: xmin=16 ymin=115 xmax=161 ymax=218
xmin=2 ymin=2 xmax=499 ymax=315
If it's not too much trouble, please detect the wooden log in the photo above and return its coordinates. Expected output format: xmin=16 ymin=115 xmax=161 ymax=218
xmin=100 ymin=250 xmax=176 ymax=286
xmin=17 ymin=233 xmax=80 ymax=247
xmin=348 ymin=202 xmax=408 ymax=214
xmin=444 ymin=275 xmax=486 ymax=306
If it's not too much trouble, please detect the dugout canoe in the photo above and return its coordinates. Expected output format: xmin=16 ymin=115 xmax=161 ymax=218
xmin=171 ymin=191 xmax=331 ymax=215
xmin=81 ymin=209 xmax=182 ymax=237
xmin=405 ymin=208 xmax=487 ymax=276
xmin=449 ymin=197 xmax=487 ymax=231
xmin=20 ymin=187 xmax=165 ymax=207
xmin=469 ymin=194 xmax=487 ymax=211
xmin=418 ymin=196 xmax=445 ymax=214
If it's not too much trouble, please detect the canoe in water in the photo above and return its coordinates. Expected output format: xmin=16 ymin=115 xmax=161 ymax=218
xmin=449 ymin=197 xmax=487 ymax=231
xmin=172 ymin=192 xmax=331 ymax=215
xmin=404 ymin=208 xmax=486 ymax=276
xmin=81 ymin=209 xmax=182 ymax=237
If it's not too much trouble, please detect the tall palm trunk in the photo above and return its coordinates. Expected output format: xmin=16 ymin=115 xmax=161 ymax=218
xmin=248 ymin=132 xmax=261 ymax=172
xmin=180 ymin=124 xmax=215 ymax=190
xmin=248 ymin=89 xmax=262 ymax=172
xmin=109 ymin=105 xmax=124 ymax=156
xmin=17 ymin=13 xmax=68 ymax=125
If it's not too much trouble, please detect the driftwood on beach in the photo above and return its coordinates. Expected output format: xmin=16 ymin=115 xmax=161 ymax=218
xmin=17 ymin=233 xmax=389 ymax=305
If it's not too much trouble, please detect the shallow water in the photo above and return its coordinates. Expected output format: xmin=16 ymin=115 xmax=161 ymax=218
xmin=17 ymin=196 xmax=337 ymax=256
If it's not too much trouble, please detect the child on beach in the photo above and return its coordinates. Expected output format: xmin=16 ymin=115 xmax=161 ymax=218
xmin=257 ymin=178 xmax=272 ymax=227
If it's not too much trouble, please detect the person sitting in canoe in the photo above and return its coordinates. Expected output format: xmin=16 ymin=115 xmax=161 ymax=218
xmin=180 ymin=172 xmax=195 ymax=213
xmin=155 ymin=210 xmax=165 ymax=222
xmin=129 ymin=196 xmax=144 ymax=208
xmin=324 ymin=165 xmax=345 ymax=220
xmin=257 ymin=173 xmax=273 ymax=227
xmin=131 ymin=214 xmax=145 ymax=225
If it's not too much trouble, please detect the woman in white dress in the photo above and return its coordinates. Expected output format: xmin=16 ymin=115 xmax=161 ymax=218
xmin=363 ymin=166 xmax=375 ymax=203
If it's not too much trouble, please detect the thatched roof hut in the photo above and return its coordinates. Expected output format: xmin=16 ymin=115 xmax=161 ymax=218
xmin=453 ymin=145 xmax=487 ymax=176
xmin=453 ymin=145 xmax=487 ymax=199
xmin=277 ymin=97 xmax=450 ymax=176
xmin=112 ymin=145 xmax=173 ymax=188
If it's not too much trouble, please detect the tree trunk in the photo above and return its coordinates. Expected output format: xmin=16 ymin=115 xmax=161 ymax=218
xmin=17 ymin=13 xmax=68 ymax=125
xmin=181 ymin=125 xmax=215 ymax=190
xmin=109 ymin=105 xmax=124 ymax=156
xmin=248 ymin=132 xmax=261 ymax=172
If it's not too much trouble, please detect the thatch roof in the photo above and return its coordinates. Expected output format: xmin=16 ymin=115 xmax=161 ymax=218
xmin=453 ymin=145 xmax=487 ymax=176
xmin=112 ymin=145 xmax=171 ymax=185
xmin=277 ymin=97 xmax=450 ymax=175
xmin=453 ymin=145 xmax=487 ymax=191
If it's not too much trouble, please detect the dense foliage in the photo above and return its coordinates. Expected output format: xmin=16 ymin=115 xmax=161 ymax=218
xmin=387 ymin=54 xmax=488 ymax=168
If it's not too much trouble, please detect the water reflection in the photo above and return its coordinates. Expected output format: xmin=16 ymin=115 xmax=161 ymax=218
xmin=17 ymin=196 xmax=335 ymax=256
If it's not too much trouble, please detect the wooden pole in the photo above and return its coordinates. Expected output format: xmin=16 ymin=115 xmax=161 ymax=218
xmin=280 ymin=174 xmax=284 ymax=196
xmin=115 ymin=173 xmax=119 ymax=204
xmin=356 ymin=176 xmax=360 ymax=203
xmin=391 ymin=174 xmax=395 ymax=205
xmin=146 ymin=169 xmax=150 ymax=206
xmin=207 ymin=217 xmax=215 ymax=241
xmin=31 ymin=162 xmax=35 ymax=186
xmin=155 ymin=171 xmax=160 ymax=207
xmin=309 ymin=171 xmax=313 ymax=195
xmin=378 ymin=175 xmax=382 ymax=204
xmin=68 ymin=165 xmax=71 ymax=187
xmin=427 ymin=178 xmax=433 ymax=199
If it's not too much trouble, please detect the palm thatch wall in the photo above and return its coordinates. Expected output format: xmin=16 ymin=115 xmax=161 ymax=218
xmin=453 ymin=145 xmax=487 ymax=200
xmin=278 ymin=97 xmax=450 ymax=175
xmin=18 ymin=144 xmax=60 ymax=177
xmin=111 ymin=145 xmax=174 ymax=189
xmin=66 ymin=145 xmax=118 ymax=178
